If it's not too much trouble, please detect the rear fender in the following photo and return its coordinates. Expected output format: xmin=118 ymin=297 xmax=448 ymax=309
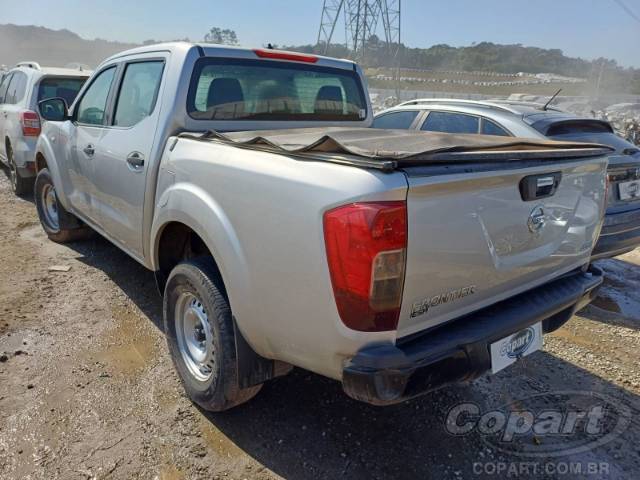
xmin=151 ymin=183 xmax=250 ymax=330
xmin=151 ymin=184 xmax=291 ymax=384
xmin=8 ymin=136 xmax=37 ymax=171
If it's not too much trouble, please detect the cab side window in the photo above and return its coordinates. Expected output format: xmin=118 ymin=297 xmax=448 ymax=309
xmin=76 ymin=67 xmax=116 ymax=125
xmin=113 ymin=61 xmax=164 ymax=127
xmin=371 ymin=110 xmax=419 ymax=129
xmin=421 ymin=111 xmax=480 ymax=134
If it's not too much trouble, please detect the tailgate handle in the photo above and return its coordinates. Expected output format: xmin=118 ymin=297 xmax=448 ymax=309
xmin=519 ymin=172 xmax=561 ymax=201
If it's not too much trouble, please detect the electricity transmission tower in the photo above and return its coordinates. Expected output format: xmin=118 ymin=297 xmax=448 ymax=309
xmin=317 ymin=0 xmax=401 ymax=66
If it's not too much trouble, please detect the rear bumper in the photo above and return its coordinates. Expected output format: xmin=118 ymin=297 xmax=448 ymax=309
xmin=591 ymin=209 xmax=640 ymax=259
xmin=9 ymin=136 xmax=37 ymax=177
xmin=342 ymin=266 xmax=603 ymax=406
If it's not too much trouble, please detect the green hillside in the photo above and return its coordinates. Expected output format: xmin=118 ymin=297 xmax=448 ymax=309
xmin=291 ymin=41 xmax=640 ymax=95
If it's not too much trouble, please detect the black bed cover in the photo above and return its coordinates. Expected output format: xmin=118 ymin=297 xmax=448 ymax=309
xmin=179 ymin=127 xmax=613 ymax=172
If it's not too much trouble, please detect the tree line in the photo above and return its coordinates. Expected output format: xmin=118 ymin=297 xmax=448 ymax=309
xmin=196 ymin=27 xmax=639 ymax=94
xmin=290 ymin=39 xmax=640 ymax=95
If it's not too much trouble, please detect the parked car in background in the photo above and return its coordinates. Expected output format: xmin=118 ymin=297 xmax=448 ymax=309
xmin=373 ymin=98 xmax=640 ymax=259
xmin=0 ymin=62 xmax=90 ymax=195
xmin=33 ymin=43 xmax=608 ymax=411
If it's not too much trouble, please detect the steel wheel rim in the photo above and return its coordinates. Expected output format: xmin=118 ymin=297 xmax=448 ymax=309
xmin=41 ymin=183 xmax=60 ymax=231
xmin=175 ymin=292 xmax=215 ymax=382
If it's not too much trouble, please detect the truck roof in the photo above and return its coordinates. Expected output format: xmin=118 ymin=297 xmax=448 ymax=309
xmin=100 ymin=42 xmax=357 ymax=70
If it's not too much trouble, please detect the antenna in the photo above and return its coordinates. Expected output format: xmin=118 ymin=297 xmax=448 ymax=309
xmin=542 ymin=88 xmax=562 ymax=111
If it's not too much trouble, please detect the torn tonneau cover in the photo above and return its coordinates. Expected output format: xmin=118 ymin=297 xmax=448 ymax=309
xmin=179 ymin=127 xmax=613 ymax=172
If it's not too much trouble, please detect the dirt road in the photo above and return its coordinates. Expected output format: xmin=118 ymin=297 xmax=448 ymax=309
xmin=1 ymin=168 xmax=639 ymax=479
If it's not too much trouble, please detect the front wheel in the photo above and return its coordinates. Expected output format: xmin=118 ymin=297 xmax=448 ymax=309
xmin=34 ymin=168 xmax=91 ymax=243
xmin=164 ymin=258 xmax=262 ymax=411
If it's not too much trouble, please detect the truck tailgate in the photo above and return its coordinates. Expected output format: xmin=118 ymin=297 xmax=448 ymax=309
xmin=398 ymin=157 xmax=608 ymax=338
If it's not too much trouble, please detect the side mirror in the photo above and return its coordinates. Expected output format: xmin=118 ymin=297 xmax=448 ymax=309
xmin=38 ymin=97 xmax=69 ymax=122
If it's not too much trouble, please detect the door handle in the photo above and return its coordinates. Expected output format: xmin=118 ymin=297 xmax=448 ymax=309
xmin=83 ymin=144 xmax=95 ymax=156
xmin=126 ymin=152 xmax=145 ymax=170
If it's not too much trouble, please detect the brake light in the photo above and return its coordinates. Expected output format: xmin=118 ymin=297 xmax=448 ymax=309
xmin=253 ymin=49 xmax=318 ymax=63
xmin=21 ymin=111 xmax=41 ymax=137
xmin=323 ymin=201 xmax=407 ymax=332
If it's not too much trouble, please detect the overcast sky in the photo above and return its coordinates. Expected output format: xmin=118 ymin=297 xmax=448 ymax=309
xmin=2 ymin=0 xmax=640 ymax=67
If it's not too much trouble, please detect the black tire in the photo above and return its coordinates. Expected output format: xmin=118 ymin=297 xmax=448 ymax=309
xmin=34 ymin=168 xmax=92 ymax=243
xmin=164 ymin=257 xmax=262 ymax=411
xmin=7 ymin=143 xmax=33 ymax=197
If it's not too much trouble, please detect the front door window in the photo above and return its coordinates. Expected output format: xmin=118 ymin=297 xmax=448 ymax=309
xmin=75 ymin=67 xmax=116 ymax=125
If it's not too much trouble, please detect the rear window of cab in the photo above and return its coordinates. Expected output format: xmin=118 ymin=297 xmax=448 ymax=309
xmin=187 ymin=57 xmax=368 ymax=122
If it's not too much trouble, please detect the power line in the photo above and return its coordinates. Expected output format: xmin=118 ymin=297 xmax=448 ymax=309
xmin=317 ymin=0 xmax=401 ymax=64
xmin=612 ymin=0 xmax=640 ymax=23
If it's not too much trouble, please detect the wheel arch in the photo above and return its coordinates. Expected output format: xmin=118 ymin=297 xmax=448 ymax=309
xmin=35 ymin=151 xmax=48 ymax=172
xmin=153 ymin=220 xmax=227 ymax=296
xmin=150 ymin=184 xmax=250 ymax=298
xmin=153 ymin=218 xmax=291 ymax=388
xmin=33 ymin=136 xmax=72 ymax=210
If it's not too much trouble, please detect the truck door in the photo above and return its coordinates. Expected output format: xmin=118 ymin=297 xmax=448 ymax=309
xmin=90 ymin=58 xmax=165 ymax=258
xmin=67 ymin=65 xmax=118 ymax=222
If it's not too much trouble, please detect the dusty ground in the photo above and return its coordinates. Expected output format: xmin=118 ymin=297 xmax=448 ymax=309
xmin=0 ymin=168 xmax=639 ymax=480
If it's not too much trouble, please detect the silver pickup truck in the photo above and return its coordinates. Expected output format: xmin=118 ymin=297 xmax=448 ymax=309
xmin=34 ymin=42 xmax=609 ymax=410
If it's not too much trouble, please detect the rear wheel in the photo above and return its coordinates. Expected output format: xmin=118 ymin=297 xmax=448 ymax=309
xmin=164 ymin=257 xmax=262 ymax=411
xmin=7 ymin=144 xmax=32 ymax=196
xmin=34 ymin=168 xmax=91 ymax=243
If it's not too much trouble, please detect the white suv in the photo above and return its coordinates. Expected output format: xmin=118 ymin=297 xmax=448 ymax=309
xmin=0 ymin=62 xmax=90 ymax=195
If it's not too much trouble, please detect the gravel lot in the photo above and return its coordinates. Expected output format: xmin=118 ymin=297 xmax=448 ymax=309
xmin=0 ymin=167 xmax=639 ymax=479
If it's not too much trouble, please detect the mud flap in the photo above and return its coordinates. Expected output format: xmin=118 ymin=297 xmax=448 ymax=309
xmin=233 ymin=317 xmax=292 ymax=388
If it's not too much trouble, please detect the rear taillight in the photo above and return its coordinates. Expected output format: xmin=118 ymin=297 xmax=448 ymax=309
xmin=323 ymin=201 xmax=407 ymax=332
xmin=21 ymin=111 xmax=41 ymax=137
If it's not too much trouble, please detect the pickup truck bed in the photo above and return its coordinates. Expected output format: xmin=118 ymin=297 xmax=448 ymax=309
xmin=164 ymin=129 xmax=608 ymax=357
